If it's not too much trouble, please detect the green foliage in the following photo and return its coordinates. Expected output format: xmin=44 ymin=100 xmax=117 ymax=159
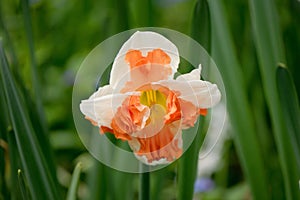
xmin=276 ymin=66 xmax=300 ymax=170
xmin=18 ymin=169 xmax=30 ymax=200
xmin=209 ymin=1 xmax=269 ymax=199
xmin=249 ymin=0 xmax=300 ymax=198
xmin=0 ymin=43 xmax=60 ymax=199
xmin=66 ymin=162 xmax=82 ymax=200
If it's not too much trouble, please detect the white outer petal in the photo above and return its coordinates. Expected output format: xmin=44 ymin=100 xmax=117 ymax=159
xmin=110 ymin=31 xmax=180 ymax=89
xmin=80 ymin=91 xmax=140 ymax=128
xmin=89 ymin=85 xmax=113 ymax=100
xmin=157 ymin=78 xmax=221 ymax=108
xmin=176 ymin=65 xmax=202 ymax=81
xmin=134 ymin=155 xmax=170 ymax=166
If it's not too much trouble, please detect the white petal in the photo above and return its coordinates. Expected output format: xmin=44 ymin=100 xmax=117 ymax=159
xmin=157 ymin=79 xmax=221 ymax=108
xmin=134 ymin=155 xmax=170 ymax=166
xmin=110 ymin=31 xmax=180 ymax=89
xmin=89 ymin=85 xmax=113 ymax=100
xmin=80 ymin=91 xmax=139 ymax=128
xmin=176 ymin=65 xmax=202 ymax=81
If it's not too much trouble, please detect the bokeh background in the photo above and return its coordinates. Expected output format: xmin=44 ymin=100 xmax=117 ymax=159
xmin=0 ymin=0 xmax=299 ymax=199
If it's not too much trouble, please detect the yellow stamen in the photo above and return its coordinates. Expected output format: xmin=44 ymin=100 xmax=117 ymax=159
xmin=140 ymin=90 xmax=166 ymax=108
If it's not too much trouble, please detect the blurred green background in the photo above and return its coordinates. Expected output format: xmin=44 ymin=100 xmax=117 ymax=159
xmin=0 ymin=0 xmax=299 ymax=199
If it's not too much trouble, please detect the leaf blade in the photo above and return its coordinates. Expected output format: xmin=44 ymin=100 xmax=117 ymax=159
xmin=276 ymin=66 xmax=300 ymax=168
xmin=177 ymin=1 xmax=211 ymax=199
xmin=0 ymin=43 xmax=60 ymax=200
xmin=66 ymin=162 xmax=82 ymax=200
xmin=249 ymin=0 xmax=300 ymax=198
xmin=18 ymin=169 xmax=31 ymax=200
xmin=209 ymin=0 xmax=270 ymax=199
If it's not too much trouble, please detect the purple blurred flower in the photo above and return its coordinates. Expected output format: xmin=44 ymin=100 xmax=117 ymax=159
xmin=63 ymin=70 xmax=75 ymax=86
xmin=194 ymin=177 xmax=215 ymax=193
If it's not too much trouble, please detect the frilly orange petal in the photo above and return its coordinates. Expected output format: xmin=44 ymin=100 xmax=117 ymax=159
xmin=146 ymin=49 xmax=171 ymax=65
xmin=164 ymin=92 xmax=181 ymax=124
xmin=134 ymin=121 xmax=182 ymax=163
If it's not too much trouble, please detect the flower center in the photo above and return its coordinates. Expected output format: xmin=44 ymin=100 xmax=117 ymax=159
xmin=131 ymin=90 xmax=167 ymax=138
xmin=140 ymin=90 xmax=167 ymax=109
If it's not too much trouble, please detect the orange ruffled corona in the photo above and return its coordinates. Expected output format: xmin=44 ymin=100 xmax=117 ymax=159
xmin=80 ymin=31 xmax=221 ymax=165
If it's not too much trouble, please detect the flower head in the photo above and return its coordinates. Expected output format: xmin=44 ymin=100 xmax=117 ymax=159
xmin=80 ymin=31 xmax=221 ymax=165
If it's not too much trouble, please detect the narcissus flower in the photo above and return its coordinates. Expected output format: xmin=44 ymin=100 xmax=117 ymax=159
xmin=80 ymin=31 xmax=221 ymax=165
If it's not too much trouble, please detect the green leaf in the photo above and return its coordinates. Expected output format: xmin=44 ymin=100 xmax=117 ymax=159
xmin=21 ymin=0 xmax=46 ymax=128
xmin=105 ymin=0 xmax=130 ymax=34
xmin=209 ymin=0 xmax=269 ymax=199
xmin=66 ymin=162 xmax=82 ymax=200
xmin=0 ymin=139 xmax=8 ymax=200
xmin=190 ymin=0 xmax=211 ymax=53
xmin=178 ymin=0 xmax=211 ymax=200
xmin=128 ymin=0 xmax=153 ymax=27
xmin=7 ymin=128 xmax=22 ymax=200
xmin=18 ymin=169 xmax=31 ymax=200
xmin=150 ymin=166 xmax=170 ymax=200
xmin=0 ymin=0 xmax=19 ymax=80
xmin=0 ymin=43 xmax=60 ymax=200
xmin=85 ymin=160 xmax=109 ymax=200
xmin=177 ymin=1 xmax=211 ymax=199
xmin=276 ymin=66 xmax=300 ymax=169
xmin=96 ymin=64 xmax=112 ymax=90
xmin=177 ymin=117 xmax=205 ymax=200
xmin=20 ymin=0 xmax=58 ymax=182
xmin=21 ymin=88 xmax=58 ymax=180
xmin=139 ymin=165 xmax=150 ymax=200
xmin=249 ymin=0 xmax=300 ymax=198
xmin=0 ymin=69 xmax=10 ymax=200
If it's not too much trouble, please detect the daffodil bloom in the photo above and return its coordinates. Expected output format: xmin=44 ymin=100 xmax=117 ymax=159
xmin=80 ymin=31 xmax=221 ymax=165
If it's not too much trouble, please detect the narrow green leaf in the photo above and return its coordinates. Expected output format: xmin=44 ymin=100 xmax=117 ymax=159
xmin=150 ymin=166 xmax=169 ymax=200
xmin=249 ymin=0 xmax=300 ymax=198
xmin=178 ymin=1 xmax=211 ymax=199
xmin=20 ymin=0 xmax=46 ymax=128
xmin=0 ymin=139 xmax=8 ymax=200
xmin=0 ymin=43 xmax=60 ymax=200
xmin=85 ymin=160 xmax=108 ymax=200
xmin=0 ymin=1 xmax=19 ymax=80
xmin=96 ymin=64 xmax=112 ymax=90
xmin=177 ymin=117 xmax=205 ymax=200
xmin=21 ymin=86 xmax=58 ymax=180
xmin=114 ymin=0 xmax=130 ymax=32
xmin=129 ymin=0 xmax=153 ymax=27
xmin=7 ymin=128 xmax=22 ymax=200
xmin=190 ymin=0 xmax=211 ymax=52
xmin=0 ymin=66 xmax=10 ymax=200
xmin=209 ymin=0 xmax=269 ymax=199
xmin=106 ymin=0 xmax=130 ymax=34
xmin=111 ymin=143 xmax=136 ymax=200
xmin=18 ymin=169 xmax=31 ymax=200
xmin=139 ymin=165 xmax=150 ymax=200
xmin=85 ymin=66 xmax=111 ymax=200
xmin=0 ymin=1 xmax=56 ymax=180
xmin=276 ymin=66 xmax=300 ymax=168
xmin=66 ymin=162 xmax=82 ymax=200
xmin=20 ymin=0 xmax=58 ymax=181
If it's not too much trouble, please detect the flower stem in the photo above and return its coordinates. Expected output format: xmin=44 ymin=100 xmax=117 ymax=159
xmin=139 ymin=164 xmax=150 ymax=200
